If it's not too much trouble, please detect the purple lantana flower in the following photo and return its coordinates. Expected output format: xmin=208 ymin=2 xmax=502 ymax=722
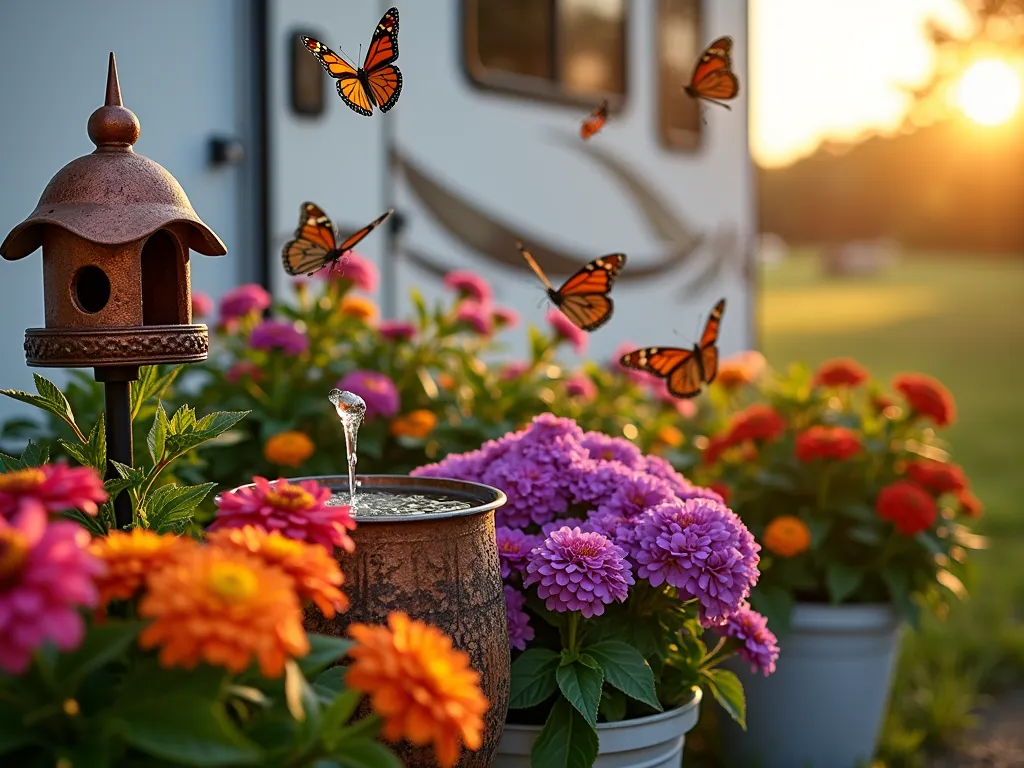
xmin=378 ymin=320 xmax=417 ymax=341
xmin=546 ymin=309 xmax=588 ymax=354
xmin=250 ymin=319 xmax=309 ymax=356
xmin=714 ymin=602 xmax=779 ymax=676
xmin=496 ymin=526 xmax=540 ymax=579
xmin=524 ymin=527 xmax=634 ymax=618
xmin=335 ymin=370 xmax=400 ymax=419
xmin=504 ymin=585 xmax=535 ymax=651
xmin=634 ymin=498 xmax=760 ymax=623
xmin=444 ymin=270 xmax=493 ymax=303
xmin=220 ymin=284 xmax=271 ymax=320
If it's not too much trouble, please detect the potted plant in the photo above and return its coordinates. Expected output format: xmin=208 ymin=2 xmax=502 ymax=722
xmin=0 ymin=374 xmax=489 ymax=768
xmin=687 ymin=357 xmax=984 ymax=768
xmin=412 ymin=413 xmax=779 ymax=767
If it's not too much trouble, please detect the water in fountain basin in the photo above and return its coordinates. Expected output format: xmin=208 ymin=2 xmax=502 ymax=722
xmin=325 ymin=490 xmax=473 ymax=517
xmin=328 ymin=388 xmax=366 ymax=507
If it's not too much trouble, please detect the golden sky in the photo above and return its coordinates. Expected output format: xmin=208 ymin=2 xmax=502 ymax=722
xmin=749 ymin=0 xmax=975 ymax=168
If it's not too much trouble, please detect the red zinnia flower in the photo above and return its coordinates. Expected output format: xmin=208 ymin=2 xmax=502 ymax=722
xmin=893 ymin=373 xmax=956 ymax=427
xmin=703 ymin=434 xmax=734 ymax=466
xmin=876 ymin=481 xmax=937 ymax=535
xmin=709 ymin=481 xmax=732 ymax=504
xmin=727 ymin=405 xmax=786 ymax=444
xmin=814 ymin=358 xmax=869 ymax=388
xmin=956 ymin=489 xmax=983 ymax=518
xmin=795 ymin=426 xmax=862 ymax=463
xmin=905 ymin=459 xmax=967 ymax=495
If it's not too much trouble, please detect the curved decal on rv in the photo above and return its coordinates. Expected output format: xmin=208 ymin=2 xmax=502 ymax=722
xmin=392 ymin=142 xmax=703 ymax=282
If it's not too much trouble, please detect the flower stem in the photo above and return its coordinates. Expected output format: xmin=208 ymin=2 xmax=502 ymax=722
xmin=566 ymin=613 xmax=581 ymax=654
xmin=817 ymin=464 xmax=832 ymax=511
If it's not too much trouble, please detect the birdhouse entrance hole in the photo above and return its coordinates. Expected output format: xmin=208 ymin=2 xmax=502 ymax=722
xmin=141 ymin=230 xmax=182 ymax=325
xmin=72 ymin=265 xmax=111 ymax=313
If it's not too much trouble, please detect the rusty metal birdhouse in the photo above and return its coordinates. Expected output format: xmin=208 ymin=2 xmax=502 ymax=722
xmin=0 ymin=52 xmax=228 ymax=526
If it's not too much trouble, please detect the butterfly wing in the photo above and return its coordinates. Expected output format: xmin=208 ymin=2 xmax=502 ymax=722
xmin=555 ymin=254 xmax=626 ymax=331
xmin=363 ymin=7 xmax=402 ymax=112
xmin=282 ymin=202 xmax=340 ymax=276
xmin=580 ymin=100 xmax=609 ymax=140
xmin=698 ymin=298 xmax=726 ymax=384
xmin=335 ymin=208 xmax=394 ymax=254
xmin=686 ymin=36 xmax=739 ymax=103
xmin=301 ymin=36 xmax=374 ymax=117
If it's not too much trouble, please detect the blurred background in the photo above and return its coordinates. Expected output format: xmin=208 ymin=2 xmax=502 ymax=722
xmin=0 ymin=1 xmax=1022 ymax=764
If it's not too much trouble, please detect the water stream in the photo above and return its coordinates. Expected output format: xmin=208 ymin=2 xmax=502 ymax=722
xmin=328 ymin=388 xmax=365 ymax=508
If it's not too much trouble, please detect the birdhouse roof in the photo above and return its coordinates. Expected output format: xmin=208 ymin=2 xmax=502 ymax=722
xmin=0 ymin=53 xmax=226 ymax=262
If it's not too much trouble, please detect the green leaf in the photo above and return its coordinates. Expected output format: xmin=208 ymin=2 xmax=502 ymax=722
xmin=131 ymin=366 xmax=180 ymax=421
xmin=17 ymin=373 xmax=79 ymax=434
xmin=749 ymin=585 xmax=794 ymax=638
xmin=168 ymin=404 xmax=197 ymax=435
xmin=145 ymin=482 xmax=216 ymax=533
xmin=148 ymin=401 xmax=169 ymax=464
xmin=0 ymin=701 xmax=33 ymax=753
xmin=58 ymin=437 xmax=91 ymax=467
xmin=826 ymin=562 xmax=865 ymax=604
xmin=322 ymin=690 xmax=362 ymax=738
xmin=20 ymin=441 xmax=50 ymax=468
xmin=55 ymin=620 xmax=144 ymax=689
xmin=298 ymin=635 xmax=353 ymax=678
xmin=556 ymin=654 xmax=603 ymax=728
xmin=531 ymin=696 xmax=599 ymax=768
xmin=848 ymin=524 xmax=884 ymax=546
xmin=703 ymin=668 xmax=746 ymax=729
xmin=882 ymin=566 xmax=921 ymax=630
xmin=583 ymin=640 xmax=662 ymax=711
xmin=509 ymin=648 xmax=561 ymax=709
xmin=164 ymin=410 xmax=250 ymax=463
xmin=598 ymin=686 xmax=627 ymax=722
xmin=195 ymin=410 xmax=251 ymax=436
xmin=806 ymin=517 xmax=831 ymax=548
xmin=333 ymin=740 xmax=403 ymax=768
xmin=86 ymin=413 xmax=106 ymax=471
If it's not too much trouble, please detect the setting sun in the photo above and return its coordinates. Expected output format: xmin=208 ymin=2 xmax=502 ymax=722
xmin=955 ymin=59 xmax=1021 ymax=126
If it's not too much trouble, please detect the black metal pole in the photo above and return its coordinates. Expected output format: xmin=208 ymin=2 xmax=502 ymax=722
xmin=96 ymin=366 xmax=139 ymax=529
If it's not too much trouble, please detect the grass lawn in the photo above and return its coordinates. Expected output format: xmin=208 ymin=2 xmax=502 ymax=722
xmin=760 ymin=252 xmax=1024 ymax=764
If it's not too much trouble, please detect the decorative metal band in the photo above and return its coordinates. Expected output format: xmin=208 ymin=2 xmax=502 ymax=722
xmin=24 ymin=325 xmax=209 ymax=368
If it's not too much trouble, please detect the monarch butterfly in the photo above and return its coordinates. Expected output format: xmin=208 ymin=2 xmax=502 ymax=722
xmin=516 ymin=240 xmax=626 ymax=332
xmin=301 ymin=7 xmax=402 ymax=117
xmin=580 ymin=100 xmax=609 ymax=140
xmin=282 ymin=202 xmax=393 ymax=277
xmin=684 ymin=37 xmax=739 ymax=109
xmin=619 ymin=299 xmax=726 ymax=399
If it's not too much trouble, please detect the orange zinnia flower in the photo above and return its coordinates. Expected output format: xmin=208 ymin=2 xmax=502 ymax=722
xmin=206 ymin=525 xmax=348 ymax=618
xmin=390 ymin=409 xmax=439 ymax=440
xmin=762 ymin=516 xmax=811 ymax=558
xmin=89 ymin=529 xmax=197 ymax=608
xmin=138 ymin=546 xmax=309 ymax=677
xmin=347 ymin=612 xmax=488 ymax=768
xmin=264 ymin=431 xmax=315 ymax=467
xmin=340 ymin=295 xmax=379 ymax=323
xmin=715 ymin=350 xmax=766 ymax=390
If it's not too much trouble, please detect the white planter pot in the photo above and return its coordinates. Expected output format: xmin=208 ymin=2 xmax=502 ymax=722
xmin=495 ymin=689 xmax=702 ymax=768
xmin=724 ymin=603 xmax=902 ymax=768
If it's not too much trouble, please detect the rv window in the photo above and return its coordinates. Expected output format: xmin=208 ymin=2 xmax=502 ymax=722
xmin=657 ymin=0 xmax=703 ymax=150
xmin=465 ymin=0 xmax=626 ymax=105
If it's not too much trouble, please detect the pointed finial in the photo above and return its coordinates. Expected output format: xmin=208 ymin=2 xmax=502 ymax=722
xmin=105 ymin=52 xmax=122 ymax=107
xmin=87 ymin=51 xmax=139 ymax=151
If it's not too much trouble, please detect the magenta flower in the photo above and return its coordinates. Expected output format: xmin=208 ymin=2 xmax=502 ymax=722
xmin=541 ymin=517 xmax=592 ymax=537
xmin=524 ymin=527 xmax=634 ymax=618
xmin=546 ymin=310 xmax=587 ymax=354
xmin=565 ymin=373 xmax=597 ymax=400
xmin=212 ymin=477 xmax=357 ymax=552
xmin=250 ymin=319 xmax=309 ymax=356
xmin=444 ymin=270 xmax=492 ymax=303
xmin=504 ymin=585 xmax=535 ymax=651
xmin=321 ymin=252 xmax=378 ymax=293
xmin=225 ymin=360 xmax=263 ymax=384
xmin=335 ymin=370 xmax=400 ymax=419
xmin=378 ymin=320 xmax=417 ymax=341
xmin=634 ymin=498 xmax=760 ymax=623
xmin=0 ymin=463 xmax=107 ymax=523
xmin=220 ymin=284 xmax=271 ymax=320
xmin=499 ymin=361 xmax=531 ymax=381
xmin=496 ymin=526 xmax=540 ymax=579
xmin=455 ymin=301 xmax=494 ymax=335
xmin=714 ymin=603 xmax=779 ymax=676
xmin=0 ymin=515 xmax=103 ymax=674
xmin=191 ymin=291 xmax=213 ymax=319
xmin=493 ymin=306 xmax=520 ymax=329
xmin=582 ymin=432 xmax=643 ymax=468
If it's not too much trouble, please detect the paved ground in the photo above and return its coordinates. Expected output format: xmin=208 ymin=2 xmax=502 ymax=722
xmin=926 ymin=690 xmax=1024 ymax=768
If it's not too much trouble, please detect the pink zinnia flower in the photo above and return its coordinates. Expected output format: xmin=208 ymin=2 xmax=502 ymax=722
xmin=493 ymin=306 xmax=520 ymax=329
xmin=455 ymin=301 xmax=494 ymax=335
xmin=443 ymin=270 xmax=493 ymax=303
xmin=504 ymin=585 xmax=535 ymax=651
xmin=321 ymin=252 xmax=379 ymax=293
xmin=0 ymin=463 xmax=107 ymax=523
xmin=250 ymin=319 xmax=309 ymax=356
xmin=335 ymin=370 xmax=400 ymax=419
xmin=499 ymin=361 xmax=531 ymax=381
xmin=565 ymin=373 xmax=597 ymax=401
xmin=524 ymin=527 xmax=634 ymax=618
xmin=546 ymin=310 xmax=587 ymax=354
xmin=220 ymin=284 xmax=271 ymax=321
xmin=191 ymin=291 xmax=214 ymax=319
xmin=713 ymin=602 xmax=779 ymax=676
xmin=225 ymin=360 xmax=263 ymax=384
xmin=212 ymin=477 xmax=356 ymax=552
xmin=0 ymin=515 xmax=103 ymax=674
xmin=495 ymin=526 xmax=540 ymax=578
xmin=378 ymin=320 xmax=417 ymax=341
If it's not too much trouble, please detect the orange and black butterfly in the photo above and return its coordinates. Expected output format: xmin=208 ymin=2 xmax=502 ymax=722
xmin=580 ymin=100 xmax=609 ymax=140
xmin=684 ymin=37 xmax=739 ymax=110
xmin=282 ymin=202 xmax=393 ymax=276
xmin=619 ymin=299 xmax=726 ymax=399
xmin=516 ymin=240 xmax=626 ymax=332
xmin=301 ymin=7 xmax=402 ymax=117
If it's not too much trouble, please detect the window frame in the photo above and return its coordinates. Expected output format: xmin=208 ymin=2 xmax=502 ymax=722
xmin=461 ymin=0 xmax=630 ymax=112
xmin=655 ymin=0 xmax=705 ymax=152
